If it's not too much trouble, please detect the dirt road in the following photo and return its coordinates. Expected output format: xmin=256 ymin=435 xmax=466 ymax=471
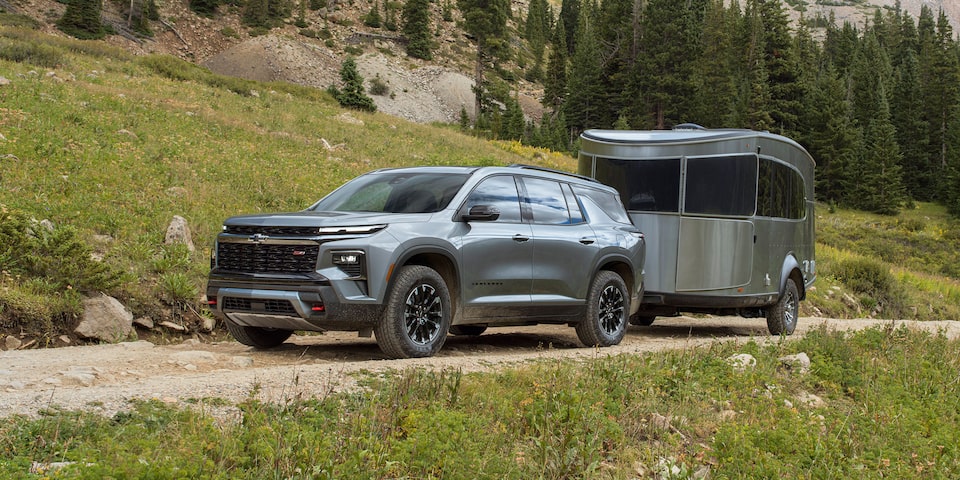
xmin=2 ymin=317 xmax=959 ymax=418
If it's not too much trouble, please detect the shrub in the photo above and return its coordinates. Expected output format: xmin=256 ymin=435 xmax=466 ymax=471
xmin=0 ymin=37 xmax=65 ymax=67
xmin=832 ymin=257 xmax=893 ymax=298
xmin=369 ymin=74 xmax=389 ymax=96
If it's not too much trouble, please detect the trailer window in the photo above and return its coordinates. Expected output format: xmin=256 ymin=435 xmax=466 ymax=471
xmin=594 ymin=157 xmax=681 ymax=213
xmin=757 ymin=159 xmax=805 ymax=219
xmin=684 ymin=155 xmax=757 ymax=217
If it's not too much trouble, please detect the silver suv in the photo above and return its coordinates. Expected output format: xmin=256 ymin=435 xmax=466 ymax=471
xmin=206 ymin=165 xmax=645 ymax=358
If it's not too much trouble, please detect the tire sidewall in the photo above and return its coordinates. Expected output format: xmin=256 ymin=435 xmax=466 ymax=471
xmin=578 ymin=271 xmax=629 ymax=346
xmin=768 ymin=278 xmax=799 ymax=335
xmin=377 ymin=265 xmax=452 ymax=358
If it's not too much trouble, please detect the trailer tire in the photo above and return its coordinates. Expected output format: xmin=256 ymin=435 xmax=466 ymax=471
xmin=767 ymin=278 xmax=799 ymax=335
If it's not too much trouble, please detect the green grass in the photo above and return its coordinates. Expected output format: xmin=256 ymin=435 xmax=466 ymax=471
xmin=2 ymin=326 xmax=959 ymax=478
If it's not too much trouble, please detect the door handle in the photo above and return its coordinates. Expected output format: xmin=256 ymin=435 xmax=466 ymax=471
xmin=579 ymin=237 xmax=596 ymax=245
xmin=513 ymin=234 xmax=530 ymax=243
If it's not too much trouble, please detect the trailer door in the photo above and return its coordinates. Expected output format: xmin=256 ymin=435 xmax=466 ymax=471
xmin=676 ymin=154 xmax=757 ymax=292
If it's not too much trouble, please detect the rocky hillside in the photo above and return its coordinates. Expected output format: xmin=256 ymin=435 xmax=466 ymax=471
xmin=3 ymin=0 xmax=958 ymax=125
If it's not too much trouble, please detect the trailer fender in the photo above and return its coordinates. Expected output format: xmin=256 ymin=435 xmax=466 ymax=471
xmin=778 ymin=254 xmax=805 ymax=301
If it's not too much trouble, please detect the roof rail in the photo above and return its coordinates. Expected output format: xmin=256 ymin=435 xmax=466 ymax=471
xmin=507 ymin=164 xmax=599 ymax=183
xmin=673 ymin=123 xmax=706 ymax=131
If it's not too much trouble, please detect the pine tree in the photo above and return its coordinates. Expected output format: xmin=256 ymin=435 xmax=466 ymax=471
xmin=630 ymin=0 xmax=703 ymax=129
xmin=756 ymin=0 xmax=804 ymax=137
xmin=524 ymin=0 xmax=550 ymax=81
xmin=563 ymin=0 xmax=603 ymax=132
xmin=892 ymin=49 xmax=932 ymax=200
xmin=328 ymin=57 xmax=378 ymax=112
xmin=403 ymin=0 xmax=433 ymax=59
xmin=542 ymin=19 xmax=568 ymax=112
xmin=801 ymin=64 xmax=858 ymax=204
xmin=57 ymin=0 xmax=105 ymax=39
xmin=696 ymin=0 xmax=739 ymax=127
xmin=364 ymin=1 xmax=382 ymax=28
xmin=457 ymin=0 xmax=511 ymax=120
xmin=849 ymin=90 xmax=907 ymax=215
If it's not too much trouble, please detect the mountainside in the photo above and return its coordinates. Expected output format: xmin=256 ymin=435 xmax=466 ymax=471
xmin=3 ymin=0 xmax=957 ymax=125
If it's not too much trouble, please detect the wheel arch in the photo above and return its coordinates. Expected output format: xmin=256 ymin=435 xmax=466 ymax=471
xmin=597 ymin=255 xmax=637 ymax=296
xmin=392 ymin=246 xmax=461 ymax=314
xmin=778 ymin=253 xmax=806 ymax=301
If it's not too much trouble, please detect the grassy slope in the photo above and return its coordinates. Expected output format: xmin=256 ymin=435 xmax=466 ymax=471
xmin=0 ymin=26 xmax=572 ymax=333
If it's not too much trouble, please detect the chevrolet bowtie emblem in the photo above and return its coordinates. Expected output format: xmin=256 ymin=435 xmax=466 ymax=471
xmin=248 ymin=233 xmax=270 ymax=243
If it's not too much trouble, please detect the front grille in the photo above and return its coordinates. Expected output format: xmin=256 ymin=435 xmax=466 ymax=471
xmin=222 ymin=297 xmax=298 ymax=315
xmin=226 ymin=225 xmax=320 ymax=236
xmin=217 ymin=243 xmax=320 ymax=273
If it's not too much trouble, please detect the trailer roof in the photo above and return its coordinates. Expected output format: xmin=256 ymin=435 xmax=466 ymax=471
xmin=581 ymin=128 xmax=794 ymax=145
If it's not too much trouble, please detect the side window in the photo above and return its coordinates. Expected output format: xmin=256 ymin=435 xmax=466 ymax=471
xmin=573 ymin=185 xmax=632 ymax=224
xmin=757 ymin=158 xmax=805 ymax=219
xmin=684 ymin=154 xmax=757 ymax=216
xmin=522 ymin=177 xmax=571 ymax=225
xmin=462 ymin=175 xmax=522 ymax=222
xmin=561 ymin=184 xmax=586 ymax=224
xmin=594 ymin=158 xmax=681 ymax=213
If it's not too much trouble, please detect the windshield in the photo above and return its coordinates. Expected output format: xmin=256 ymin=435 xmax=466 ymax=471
xmin=309 ymin=172 xmax=470 ymax=213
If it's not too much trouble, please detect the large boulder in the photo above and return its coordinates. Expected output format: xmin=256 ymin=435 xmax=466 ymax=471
xmin=75 ymin=294 xmax=135 ymax=343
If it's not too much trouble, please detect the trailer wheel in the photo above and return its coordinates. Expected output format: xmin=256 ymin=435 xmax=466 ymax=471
xmin=767 ymin=278 xmax=799 ymax=335
xmin=576 ymin=271 xmax=628 ymax=347
xmin=225 ymin=320 xmax=293 ymax=348
xmin=375 ymin=265 xmax=451 ymax=358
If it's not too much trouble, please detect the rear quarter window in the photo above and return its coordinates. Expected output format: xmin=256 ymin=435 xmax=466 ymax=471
xmin=573 ymin=185 xmax=632 ymax=224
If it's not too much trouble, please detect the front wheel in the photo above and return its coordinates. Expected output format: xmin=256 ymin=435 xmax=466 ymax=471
xmin=576 ymin=270 xmax=629 ymax=347
xmin=225 ymin=320 xmax=293 ymax=348
xmin=767 ymin=278 xmax=799 ymax=335
xmin=375 ymin=265 xmax=452 ymax=358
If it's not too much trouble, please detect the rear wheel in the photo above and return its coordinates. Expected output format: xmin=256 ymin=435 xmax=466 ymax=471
xmin=576 ymin=270 xmax=629 ymax=347
xmin=225 ymin=320 xmax=293 ymax=348
xmin=375 ymin=265 xmax=451 ymax=358
xmin=767 ymin=278 xmax=799 ymax=335
xmin=449 ymin=325 xmax=487 ymax=336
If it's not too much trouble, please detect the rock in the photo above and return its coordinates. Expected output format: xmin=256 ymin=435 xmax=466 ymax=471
xmin=159 ymin=321 xmax=187 ymax=332
xmin=200 ymin=316 xmax=217 ymax=333
xmin=75 ymin=294 xmax=135 ymax=343
xmin=133 ymin=316 xmax=155 ymax=329
xmin=170 ymin=351 xmax=217 ymax=364
xmin=164 ymin=215 xmax=195 ymax=252
xmin=58 ymin=335 xmax=71 ymax=344
xmin=4 ymin=335 xmax=22 ymax=351
xmin=726 ymin=353 xmax=756 ymax=372
xmin=116 ymin=129 xmax=139 ymax=141
xmin=649 ymin=412 xmax=672 ymax=431
xmin=796 ymin=391 xmax=825 ymax=408
xmin=719 ymin=409 xmax=737 ymax=421
xmin=0 ymin=76 xmax=10 ymax=86
xmin=232 ymin=356 xmax=254 ymax=368
xmin=779 ymin=352 xmax=811 ymax=374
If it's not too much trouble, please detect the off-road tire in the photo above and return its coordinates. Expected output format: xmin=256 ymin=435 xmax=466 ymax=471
xmin=576 ymin=270 xmax=629 ymax=347
xmin=375 ymin=265 xmax=452 ymax=358
xmin=767 ymin=278 xmax=799 ymax=335
xmin=225 ymin=320 xmax=293 ymax=348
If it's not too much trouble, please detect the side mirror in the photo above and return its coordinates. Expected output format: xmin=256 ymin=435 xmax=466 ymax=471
xmin=461 ymin=204 xmax=501 ymax=222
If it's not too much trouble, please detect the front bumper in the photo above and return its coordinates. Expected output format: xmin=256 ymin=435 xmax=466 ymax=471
xmin=206 ymin=274 xmax=383 ymax=332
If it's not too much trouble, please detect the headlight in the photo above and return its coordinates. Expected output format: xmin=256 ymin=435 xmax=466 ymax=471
xmin=332 ymin=250 xmax=366 ymax=278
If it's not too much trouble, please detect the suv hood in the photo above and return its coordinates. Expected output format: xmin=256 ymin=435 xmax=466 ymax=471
xmin=223 ymin=210 xmax=434 ymax=227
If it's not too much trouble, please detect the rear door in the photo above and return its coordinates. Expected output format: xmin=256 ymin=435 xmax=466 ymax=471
xmin=521 ymin=177 xmax=598 ymax=313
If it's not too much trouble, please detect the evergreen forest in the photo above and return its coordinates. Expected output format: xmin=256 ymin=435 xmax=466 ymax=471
xmin=515 ymin=0 xmax=960 ymax=217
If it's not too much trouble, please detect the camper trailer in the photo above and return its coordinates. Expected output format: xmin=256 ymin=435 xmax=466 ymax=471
xmin=578 ymin=126 xmax=816 ymax=335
